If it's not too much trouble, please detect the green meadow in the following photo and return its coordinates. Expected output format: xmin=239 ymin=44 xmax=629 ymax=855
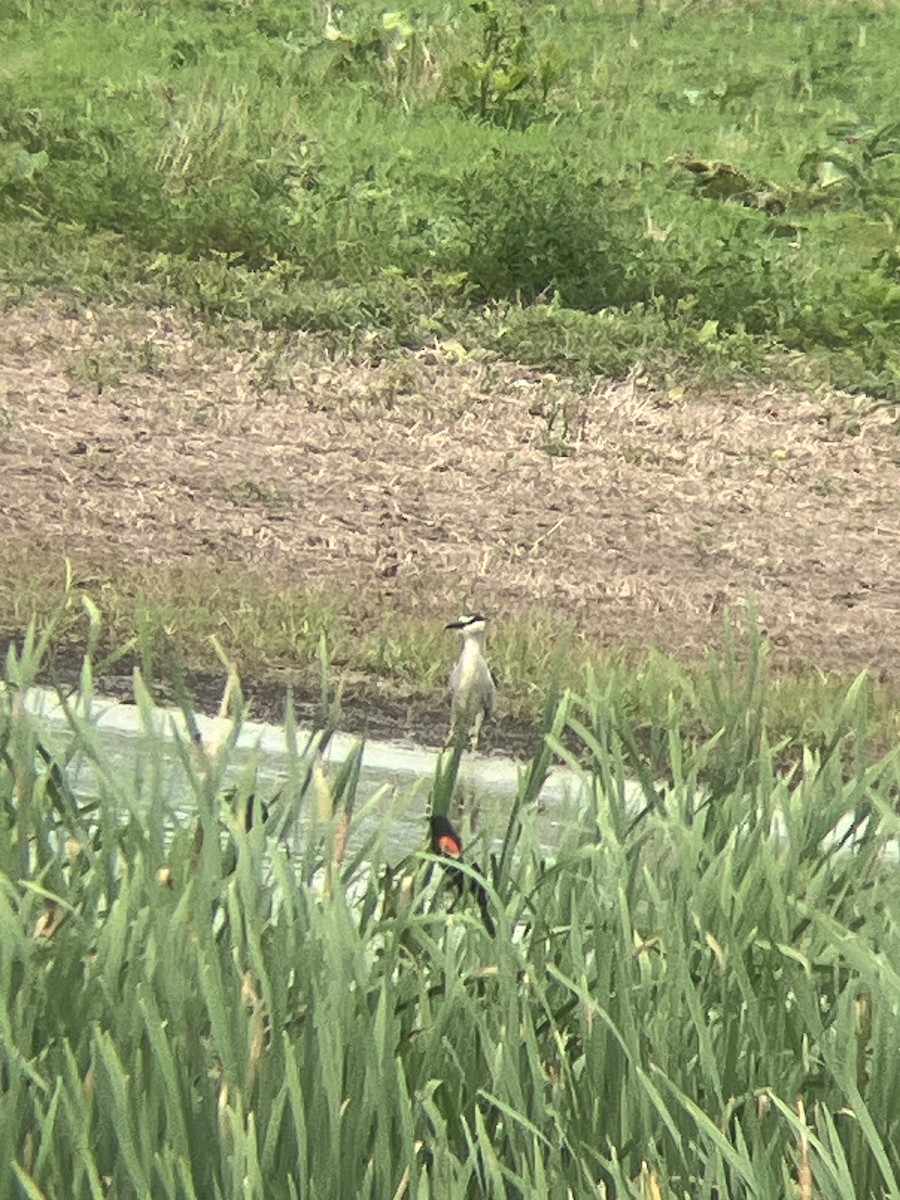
xmin=2 ymin=0 xmax=899 ymax=391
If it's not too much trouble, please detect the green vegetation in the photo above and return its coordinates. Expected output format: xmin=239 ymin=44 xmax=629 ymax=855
xmin=5 ymin=7 xmax=900 ymax=1188
xmin=4 ymin=619 xmax=900 ymax=1197
xmin=2 ymin=0 xmax=900 ymax=391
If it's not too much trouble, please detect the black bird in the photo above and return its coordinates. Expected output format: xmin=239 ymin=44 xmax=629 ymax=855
xmin=429 ymin=813 xmax=495 ymax=937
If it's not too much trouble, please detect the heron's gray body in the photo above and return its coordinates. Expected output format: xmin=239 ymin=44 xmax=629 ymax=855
xmin=446 ymin=614 xmax=495 ymax=748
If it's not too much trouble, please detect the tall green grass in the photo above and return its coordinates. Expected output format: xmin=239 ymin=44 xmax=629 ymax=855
xmin=3 ymin=620 xmax=900 ymax=1197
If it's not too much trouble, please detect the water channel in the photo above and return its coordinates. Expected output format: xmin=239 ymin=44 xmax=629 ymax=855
xmin=18 ymin=685 xmax=613 ymax=859
xmin=15 ymin=685 xmax=881 ymax=863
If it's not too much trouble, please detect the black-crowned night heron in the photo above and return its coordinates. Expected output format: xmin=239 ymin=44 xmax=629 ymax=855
xmin=445 ymin=612 xmax=495 ymax=750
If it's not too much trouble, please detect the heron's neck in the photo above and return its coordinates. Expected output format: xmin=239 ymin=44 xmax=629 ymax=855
xmin=460 ymin=634 xmax=485 ymax=662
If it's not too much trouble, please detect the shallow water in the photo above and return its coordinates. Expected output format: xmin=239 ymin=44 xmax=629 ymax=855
xmin=18 ymin=685 xmax=605 ymax=858
xmin=15 ymin=685 xmax=885 ymax=863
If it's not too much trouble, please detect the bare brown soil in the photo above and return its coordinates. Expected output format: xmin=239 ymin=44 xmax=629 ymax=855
xmin=3 ymin=297 xmax=900 ymax=725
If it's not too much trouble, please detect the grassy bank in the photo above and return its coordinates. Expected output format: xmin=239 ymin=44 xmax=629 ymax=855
xmin=2 ymin=0 xmax=900 ymax=392
xmin=5 ymin=565 xmax=900 ymax=766
xmin=3 ymin=627 xmax=900 ymax=1197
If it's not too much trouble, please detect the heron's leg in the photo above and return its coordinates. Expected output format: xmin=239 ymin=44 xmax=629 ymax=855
xmin=444 ymin=718 xmax=463 ymax=751
xmin=469 ymin=710 xmax=485 ymax=752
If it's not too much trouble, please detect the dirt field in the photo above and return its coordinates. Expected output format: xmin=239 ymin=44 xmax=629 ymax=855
xmin=3 ymin=298 xmax=900 ymax=725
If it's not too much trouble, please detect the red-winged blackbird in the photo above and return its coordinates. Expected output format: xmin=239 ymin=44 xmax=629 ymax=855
xmin=429 ymin=814 xmax=496 ymax=937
